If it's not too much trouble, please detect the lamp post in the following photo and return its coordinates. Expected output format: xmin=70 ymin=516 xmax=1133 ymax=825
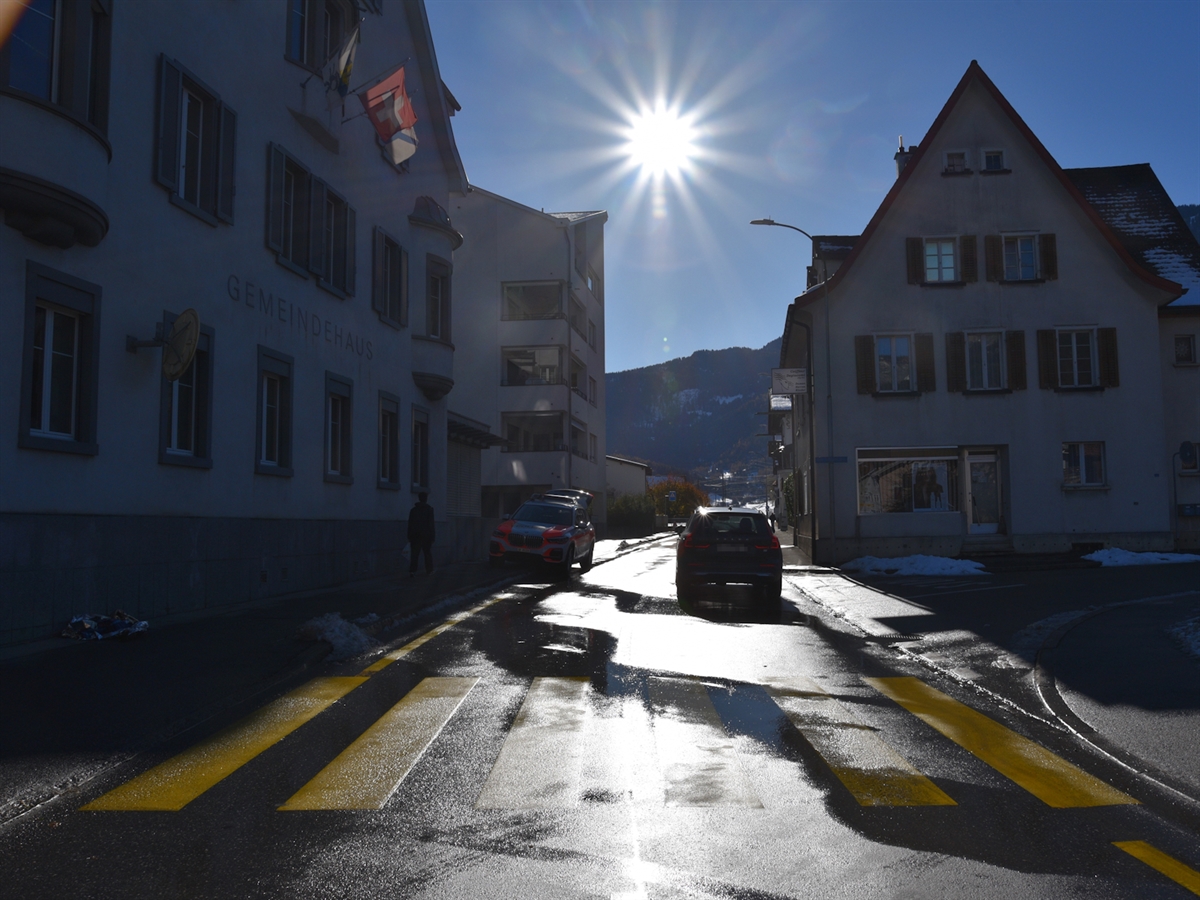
xmin=751 ymin=217 xmax=836 ymax=565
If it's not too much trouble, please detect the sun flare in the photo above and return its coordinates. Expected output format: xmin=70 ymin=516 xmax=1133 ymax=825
xmin=623 ymin=104 xmax=699 ymax=178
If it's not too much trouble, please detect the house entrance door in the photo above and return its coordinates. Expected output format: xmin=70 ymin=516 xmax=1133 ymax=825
xmin=968 ymin=454 xmax=1000 ymax=534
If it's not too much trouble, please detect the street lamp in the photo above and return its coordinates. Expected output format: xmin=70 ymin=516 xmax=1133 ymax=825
xmin=751 ymin=216 xmax=836 ymax=565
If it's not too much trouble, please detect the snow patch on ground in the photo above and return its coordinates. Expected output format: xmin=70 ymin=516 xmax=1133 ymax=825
xmin=1009 ymin=610 xmax=1091 ymax=659
xmin=1168 ymin=616 xmax=1200 ymax=661
xmin=1083 ymin=548 xmax=1200 ymax=566
xmin=842 ymin=555 xmax=988 ymax=577
xmin=299 ymin=612 xmax=378 ymax=660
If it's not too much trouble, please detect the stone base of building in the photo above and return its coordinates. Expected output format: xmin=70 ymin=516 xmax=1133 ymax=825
xmin=0 ymin=513 xmax=496 ymax=647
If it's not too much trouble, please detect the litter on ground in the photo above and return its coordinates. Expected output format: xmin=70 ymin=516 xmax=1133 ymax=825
xmin=1083 ymin=548 xmax=1200 ymax=567
xmin=299 ymin=612 xmax=378 ymax=660
xmin=61 ymin=611 xmax=149 ymax=640
xmin=842 ymin=555 xmax=988 ymax=577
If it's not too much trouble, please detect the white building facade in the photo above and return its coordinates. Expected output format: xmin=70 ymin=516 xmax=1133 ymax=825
xmin=450 ymin=188 xmax=607 ymax=526
xmin=779 ymin=62 xmax=1196 ymax=563
xmin=0 ymin=0 xmax=477 ymax=645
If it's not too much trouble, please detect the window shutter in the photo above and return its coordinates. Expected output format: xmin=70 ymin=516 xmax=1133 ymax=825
xmin=216 ymin=103 xmax=237 ymax=223
xmin=905 ymin=238 xmax=924 ymax=284
xmin=345 ymin=206 xmax=356 ymax=296
xmin=1036 ymin=330 xmax=1058 ymax=389
xmin=1039 ymin=233 xmax=1058 ymax=280
xmin=984 ymin=235 xmax=1002 ymax=281
xmin=915 ymin=333 xmax=936 ymax=392
xmin=155 ymin=55 xmax=182 ymax=191
xmin=960 ymin=236 xmax=978 ymax=282
xmin=309 ymin=178 xmax=328 ymax=279
xmin=1097 ymin=327 xmax=1119 ymax=387
xmin=945 ymin=332 xmax=967 ymax=392
xmin=1005 ymin=330 xmax=1027 ymax=390
xmin=265 ymin=144 xmax=285 ymax=253
xmin=371 ymin=227 xmax=386 ymax=314
xmin=855 ymin=335 xmax=875 ymax=394
xmin=399 ymin=246 xmax=409 ymax=327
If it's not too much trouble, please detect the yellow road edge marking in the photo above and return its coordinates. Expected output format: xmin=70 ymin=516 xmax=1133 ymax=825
xmin=475 ymin=676 xmax=591 ymax=810
xmin=865 ymin=676 xmax=1137 ymax=808
xmin=763 ymin=676 xmax=955 ymax=807
xmin=280 ymin=677 xmax=479 ymax=811
xmin=359 ymin=595 xmax=505 ymax=676
xmin=1114 ymin=841 xmax=1200 ymax=896
xmin=82 ymin=677 xmax=367 ymax=811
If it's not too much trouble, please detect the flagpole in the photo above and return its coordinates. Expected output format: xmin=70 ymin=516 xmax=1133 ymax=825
xmin=347 ymin=56 xmax=410 ymax=96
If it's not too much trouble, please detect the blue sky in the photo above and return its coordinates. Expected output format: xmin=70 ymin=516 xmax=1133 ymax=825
xmin=425 ymin=0 xmax=1200 ymax=374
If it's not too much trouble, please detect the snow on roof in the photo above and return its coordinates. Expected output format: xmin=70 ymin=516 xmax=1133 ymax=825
xmin=548 ymin=210 xmax=604 ymax=222
xmin=1065 ymin=164 xmax=1200 ymax=306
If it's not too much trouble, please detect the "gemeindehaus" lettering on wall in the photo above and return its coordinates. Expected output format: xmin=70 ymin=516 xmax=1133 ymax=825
xmin=227 ymin=275 xmax=374 ymax=359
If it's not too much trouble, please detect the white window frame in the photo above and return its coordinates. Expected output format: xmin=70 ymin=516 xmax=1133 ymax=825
xmin=983 ymin=149 xmax=1006 ymax=172
xmin=179 ymin=87 xmax=204 ymax=207
xmin=1003 ymin=234 xmax=1038 ymax=281
xmin=1062 ymin=441 xmax=1105 ymax=487
xmin=966 ymin=331 xmax=1005 ymax=391
xmin=875 ymin=333 xmax=914 ymax=393
xmin=1174 ymin=333 xmax=1197 ymax=366
xmin=30 ymin=303 xmax=80 ymax=440
xmin=943 ymin=150 xmax=968 ymax=174
xmin=924 ymin=238 xmax=957 ymax=282
xmin=166 ymin=358 xmax=198 ymax=455
xmin=1057 ymin=329 xmax=1096 ymax=388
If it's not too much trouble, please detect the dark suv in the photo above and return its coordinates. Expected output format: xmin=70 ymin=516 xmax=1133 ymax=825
xmin=675 ymin=507 xmax=783 ymax=604
xmin=490 ymin=498 xmax=596 ymax=577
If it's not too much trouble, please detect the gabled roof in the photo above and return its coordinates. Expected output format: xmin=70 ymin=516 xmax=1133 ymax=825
xmin=403 ymin=0 xmax=468 ymax=194
xmin=1064 ymin=164 xmax=1199 ymax=306
xmin=797 ymin=60 xmax=1183 ymax=306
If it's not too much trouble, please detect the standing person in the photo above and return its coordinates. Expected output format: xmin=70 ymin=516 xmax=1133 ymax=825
xmin=407 ymin=492 xmax=435 ymax=576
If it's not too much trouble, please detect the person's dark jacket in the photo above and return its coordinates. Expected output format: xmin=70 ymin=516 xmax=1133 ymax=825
xmin=407 ymin=501 xmax=436 ymax=543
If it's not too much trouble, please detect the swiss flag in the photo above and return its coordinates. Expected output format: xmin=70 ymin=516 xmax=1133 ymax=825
xmin=358 ymin=65 xmax=417 ymax=143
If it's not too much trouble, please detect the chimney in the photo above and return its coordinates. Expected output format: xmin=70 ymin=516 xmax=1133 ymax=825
xmin=894 ymin=135 xmax=917 ymax=178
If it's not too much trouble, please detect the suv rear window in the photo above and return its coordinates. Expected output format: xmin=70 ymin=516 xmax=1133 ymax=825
xmin=514 ymin=503 xmax=574 ymax=526
xmin=691 ymin=513 xmax=771 ymax=537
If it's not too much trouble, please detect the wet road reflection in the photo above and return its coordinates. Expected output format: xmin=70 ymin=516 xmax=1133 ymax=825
xmin=4 ymin=544 xmax=1198 ymax=899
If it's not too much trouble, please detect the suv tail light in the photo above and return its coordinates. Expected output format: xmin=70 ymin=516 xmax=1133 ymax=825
xmin=679 ymin=532 xmax=711 ymax=552
xmin=754 ymin=535 xmax=781 ymax=550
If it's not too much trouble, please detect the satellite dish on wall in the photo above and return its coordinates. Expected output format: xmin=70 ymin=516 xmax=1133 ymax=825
xmin=161 ymin=309 xmax=200 ymax=381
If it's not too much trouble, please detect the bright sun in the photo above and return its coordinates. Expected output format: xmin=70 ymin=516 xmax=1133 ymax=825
xmin=624 ymin=104 xmax=699 ymax=178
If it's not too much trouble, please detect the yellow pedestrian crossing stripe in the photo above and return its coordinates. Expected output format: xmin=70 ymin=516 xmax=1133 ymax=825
xmin=83 ymin=594 xmax=506 ymax=812
xmin=1113 ymin=841 xmax=1200 ymax=896
xmin=865 ymin=677 xmax=1137 ymax=808
xmin=281 ymin=677 xmax=479 ymax=811
xmin=82 ymin=677 xmax=366 ymax=811
xmin=476 ymin=677 xmax=591 ymax=809
xmin=763 ymin=676 xmax=955 ymax=807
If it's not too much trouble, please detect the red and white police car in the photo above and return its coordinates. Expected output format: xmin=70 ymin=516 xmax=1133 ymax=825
xmin=489 ymin=496 xmax=596 ymax=577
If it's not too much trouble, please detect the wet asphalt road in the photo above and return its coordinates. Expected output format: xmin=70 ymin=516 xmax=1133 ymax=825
xmin=1 ymin=544 xmax=1198 ymax=899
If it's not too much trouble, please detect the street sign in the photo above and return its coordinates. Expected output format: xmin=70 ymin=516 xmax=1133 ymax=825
xmin=668 ymin=491 xmax=677 ymax=503
xmin=772 ymin=368 xmax=807 ymax=394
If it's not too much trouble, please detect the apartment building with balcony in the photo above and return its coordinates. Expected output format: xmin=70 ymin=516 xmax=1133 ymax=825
xmin=451 ymin=187 xmax=608 ymax=527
